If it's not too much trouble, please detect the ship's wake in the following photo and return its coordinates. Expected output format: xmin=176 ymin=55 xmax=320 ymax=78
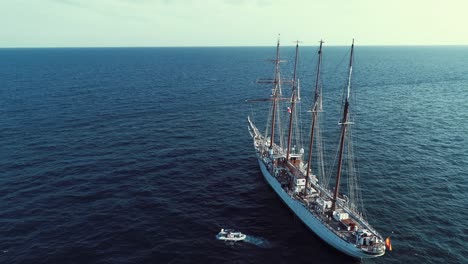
xmin=243 ymin=235 xmax=272 ymax=248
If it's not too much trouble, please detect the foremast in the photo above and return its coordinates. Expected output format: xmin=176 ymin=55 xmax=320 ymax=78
xmin=331 ymin=40 xmax=354 ymax=212
xmin=305 ymin=40 xmax=324 ymax=193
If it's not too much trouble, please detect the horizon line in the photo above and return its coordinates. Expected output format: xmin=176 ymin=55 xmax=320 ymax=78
xmin=1 ymin=44 xmax=468 ymax=49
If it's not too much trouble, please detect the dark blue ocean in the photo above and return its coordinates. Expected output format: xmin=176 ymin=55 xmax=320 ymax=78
xmin=1 ymin=46 xmax=467 ymax=264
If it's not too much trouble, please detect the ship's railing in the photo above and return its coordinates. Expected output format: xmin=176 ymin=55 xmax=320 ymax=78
xmin=309 ymin=182 xmax=332 ymax=199
xmin=357 ymin=243 xmax=385 ymax=253
xmin=292 ymin=196 xmax=353 ymax=244
xmin=336 ymin=201 xmax=381 ymax=237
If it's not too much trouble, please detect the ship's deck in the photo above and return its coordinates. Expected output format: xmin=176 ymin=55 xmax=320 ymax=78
xmin=270 ymin=157 xmax=361 ymax=245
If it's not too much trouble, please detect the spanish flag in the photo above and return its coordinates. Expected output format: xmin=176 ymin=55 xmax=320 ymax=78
xmin=385 ymin=237 xmax=392 ymax=251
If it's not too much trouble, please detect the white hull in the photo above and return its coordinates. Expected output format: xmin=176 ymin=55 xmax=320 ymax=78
xmin=256 ymin=154 xmax=382 ymax=259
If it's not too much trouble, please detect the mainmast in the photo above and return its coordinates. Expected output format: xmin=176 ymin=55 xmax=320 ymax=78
xmin=285 ymin=41 xmax=300 ymax=161
xmin=269 ymin=38 xmax=282 ymax=150
xmin=331 ymin=39 xmax=354 ymax=212
xmin=305 ymin=40 xmax=324 ymax=192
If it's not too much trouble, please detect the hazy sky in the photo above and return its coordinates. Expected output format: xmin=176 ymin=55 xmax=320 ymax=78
xmin=1 ymin=0 xmax=467 ymax=47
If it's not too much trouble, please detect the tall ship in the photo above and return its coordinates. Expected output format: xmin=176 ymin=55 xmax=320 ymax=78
xmin=247 ymin=39 xmax=388 ymax=258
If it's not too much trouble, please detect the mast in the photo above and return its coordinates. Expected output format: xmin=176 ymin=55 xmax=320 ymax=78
xmin=331 ymin=39 xmax=354 ymax=212
xmin=285 ymin=41 xmax=300 ymax=161
xmin=269 ymin=38 xmax=281 ymax=150
xmin=305 ymin=40 xmax=324 ymax=192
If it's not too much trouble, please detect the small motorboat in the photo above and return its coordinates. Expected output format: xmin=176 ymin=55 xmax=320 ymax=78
xmin=216 ymin=229 xmax=246 ymax=241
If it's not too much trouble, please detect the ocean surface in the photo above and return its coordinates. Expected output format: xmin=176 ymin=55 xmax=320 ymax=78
xmin=1 ymin=46 xmax=467 ymax=264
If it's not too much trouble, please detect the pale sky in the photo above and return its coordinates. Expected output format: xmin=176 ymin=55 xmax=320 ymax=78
xmin=1 ymin=0 xmax=467 ymax=47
